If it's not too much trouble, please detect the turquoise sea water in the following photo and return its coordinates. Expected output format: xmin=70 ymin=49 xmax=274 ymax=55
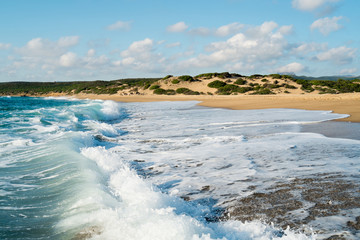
xmin=0 ymin=96 xmax=359 ymax=240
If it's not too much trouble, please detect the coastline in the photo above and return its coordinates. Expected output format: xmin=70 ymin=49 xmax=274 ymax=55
xmin=67 ymin=93 xmax=360 ymax=123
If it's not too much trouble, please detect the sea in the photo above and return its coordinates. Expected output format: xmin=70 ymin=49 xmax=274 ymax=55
xmin=0 ymin=96 xmax=359 ymax=240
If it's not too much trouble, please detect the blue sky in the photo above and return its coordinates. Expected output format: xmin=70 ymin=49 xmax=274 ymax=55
xmin=0 ymin=0 xmax=359 ymax=81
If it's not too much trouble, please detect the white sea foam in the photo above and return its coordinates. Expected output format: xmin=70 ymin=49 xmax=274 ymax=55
xmin=72 ymin=146 xmax=314 ymax=240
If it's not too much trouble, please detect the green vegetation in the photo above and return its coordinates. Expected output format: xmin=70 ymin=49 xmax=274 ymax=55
xmin=216 ymin=84 xmax=241 ymax=95
xmin=171 ymin=79 xmax=180 ymax=84
xmin=153 ymin=88 xmax=175 ymax=95
xmin=268 ymin=74 xmax=294 ymax=80
xmin=208 ymin=80 xmax=227 ymax=88
xmin=195 ymin=72 xmax=232 ymax=79
xmin=178 ymin=75 xmax=194 ymax=82
xmin=0 ymin=78 xmax=160 ymax=95
xmin=251 ymin=88 xmax=275 ymax=95
xmin=249 ymin=74 xmax=264 ymax=79
xmin=176 ymin=88 xmax=200 ymax=95
xmin=234 ymin=78 xmax=247 ymax=85
xmin=149 ymin=85 xmax=160 ymax=90
xmin=284 ymin=84 xmax=297 ymax=89
xmin=162 ymin=75 xmax=173 ymax=80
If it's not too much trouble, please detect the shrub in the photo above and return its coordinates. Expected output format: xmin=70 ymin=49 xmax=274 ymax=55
xmin=249 ymin=74 xmax=264 ymax=79
xmin=195 ymin=73 xmax=214 ymax=79
xmin=178 ymin=75 xmax=194 ymax=82
xmin=162 ymin=75 xmax=173 ymax=80
xmin=216 ymin=84 xmax=239 ymax=95
xmin=149 ymin=85 xmax=160 ymax=90
xmin=234 ymin=78 xmax=247 ymax=85
xmin=176 ymin=88 xmax=200 ymax=95
xmin=171 ymin=79 xmax=180 ymax=84
xmin=153 ymin=88 xmax=167 ymax=95
xmin=261 ymin=79 xmax=268 ymax=82
xmin=208 ymin=80 xmax=227 ymax=88
xmin=165 ymin=89 xmax=176 ymax=95
xmin=268 ymin=74 xmax=282 ymax=79
xmin=217 ymin=72 xmax=231 ymax=79
xmin=284 ymin=84 xmax=297 ymax=89
xmin=143 ymin=83 xmax=151 ymax=90
xmin=251 ymin=88 xmax=274 ymax=95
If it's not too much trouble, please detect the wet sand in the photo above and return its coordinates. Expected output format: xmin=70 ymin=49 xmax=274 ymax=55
xmin=71 ymin=93 xmax=360 ymax=123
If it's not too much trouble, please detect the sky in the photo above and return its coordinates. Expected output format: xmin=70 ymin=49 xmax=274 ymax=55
xmin=0 ymin=0 xmax=359 ymax=81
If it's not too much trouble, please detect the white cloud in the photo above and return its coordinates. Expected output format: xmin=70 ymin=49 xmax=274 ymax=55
xmin=276 ymin=62 xmax=305 ymax=73
xmin=215 ymin=22 xmax=244 ymax=37
xmin=316 ymin=46 xmax=356 ymax=64
xmin=59 ymin=52 xmax=77 ymax=67
xmin=0 ymin=43 xmax=11 ymax=50
xmin=279 ymin=25 xmax=293 ymax=35
xmin=17 ymin=36 xmax=79 ymax=57
xmin=106 ymin=21 xmax=131 ymax=31
xmin=122 ymin=38 xmax=153 ymax=56
xmin=340 ymin=68 xmax=357 ymax=75
xmin=117 ymin=38 xmax=166 ymax=72
xmin=166 ymin=42 xmax=181 ymax=48
xmin=292 ymin=0 xmax=340 ymax=11
xmin=58 ymin=36 xmax=79 ymax=47
xmin=259 ymin=21 xmax=279 ymax=34
xmin=310 ymin=16 xmax=343 ymax=35
xmin=292 ymin=42 xmax=328 ymax=55
xmin=188 ymin=27 xmax=212 ymax=36
xmin=87 ymin=49 xmax=95 ymax=57
xmin=179 ymin=21 xmax=290 ymax=72
xmin=166 ymin=22 xmax=188 ymax=33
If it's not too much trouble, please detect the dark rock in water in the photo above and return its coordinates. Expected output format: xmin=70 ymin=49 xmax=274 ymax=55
xmin=324 ymin=235 xmax=347 ymax=240
xmin=347 ymin=216 xmax=360 ymax=230
xmin=226 ymin=174 xmax=360 ymax=237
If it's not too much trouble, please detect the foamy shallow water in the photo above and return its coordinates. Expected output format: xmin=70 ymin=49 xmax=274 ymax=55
xmin=0 ymin=97 xmax=359 ymax=239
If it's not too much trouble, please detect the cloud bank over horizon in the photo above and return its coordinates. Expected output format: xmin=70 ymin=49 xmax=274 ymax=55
xmin=0 ymin=0 xmax=358 ymax=81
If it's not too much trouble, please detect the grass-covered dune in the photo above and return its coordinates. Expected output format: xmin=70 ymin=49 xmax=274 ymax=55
xmin=1 ymin=73 xmax=360 ymax=96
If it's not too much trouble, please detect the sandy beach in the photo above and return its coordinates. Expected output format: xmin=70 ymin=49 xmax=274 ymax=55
xmin=71 ymin=93 xmax=360 ymax=122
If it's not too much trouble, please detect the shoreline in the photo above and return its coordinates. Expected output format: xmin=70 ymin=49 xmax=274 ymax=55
xmin=70 ymin=93 xmax=360 ymax=123
xmin=20 ymin=92 xmax=360 ymax=122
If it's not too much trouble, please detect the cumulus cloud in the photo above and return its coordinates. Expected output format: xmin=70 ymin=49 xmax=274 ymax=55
xmin=315 ymin=46 xmax=356 ymax=64
xmin=0 ymin=43 xmax=11 ymax=50
xmin=215 ymin=22 xmax=244 ymax=37
xmin=122 ymin=38 xmax=153 ymax=55
xmin=278 ymin=25 xmax=294 ymax=35
xmin=276 ymin=62 xmax=305 ymax=73
xmin=310 ymin=16 xmax=343 ymax=35
xmin=58 ymin=36 xmax=80 ymax=47
xmin=178 ymin=21 xmax=290 ymax=72
xmin=106 ymin=21 xmax=131 ymax=31
xmin=292 ymin=0 xmax=340 ymax=11
xmin=59 ymin=52 xmax=77 ymax=67
xmin=292 ymin=42 xmax=328 ymax=55
xmin=116 ymin=38 xmax=166 ymax=72
xmin=16 ymin=36 xmax=79 ymax=57
xmin=166 ymin=22 xmax=188 ymax=33
xmin=188 ymin=27 xmax=212 ymax=36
